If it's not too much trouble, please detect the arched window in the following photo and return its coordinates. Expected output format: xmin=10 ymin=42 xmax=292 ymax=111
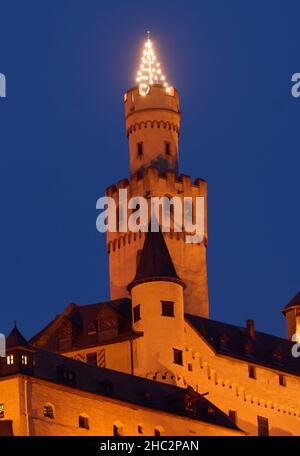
xmin=113 ymin=421 xmax=124 ymax=436
xmin=79 ymin=414 xmax=89 ymax=430
xmin=43 ymin=404 xmax=54 ymax=419
xmin=154 ymin=426 xmax=165 ymax=436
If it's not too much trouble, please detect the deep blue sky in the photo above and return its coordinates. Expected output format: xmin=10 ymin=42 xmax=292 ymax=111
xmin=0 ymin=0 xmax=299 ymax=339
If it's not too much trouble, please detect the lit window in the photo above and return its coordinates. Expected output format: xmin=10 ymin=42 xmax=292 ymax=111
xmin=79 ymin=415 xmax=89 ymax=430
xmin=229 ymin=410 xmax=237 ymax=424
xmin=161 ymin=301 xmax=174 ymax=317
xmin=0 ymin=404 xmax=4 ymax=418
xmin=6 ymin=355 xmax=13 ymax=365
xmin=248 ymin=365 xmax=256 ymax=379
xmin=43 ymin=405 xmax=54 ymax=419
xmin=21 ymin=355 xmax=28 ymax=365
xmin=279 ymin=374 xmax=287 ymax=386
xmin=257 ymin=416 xmax=269 ymax=436
xmin=173 ymin=348 xmax=183 ymax=365
xmin=133 ymin=304 xmax=141 ymax=323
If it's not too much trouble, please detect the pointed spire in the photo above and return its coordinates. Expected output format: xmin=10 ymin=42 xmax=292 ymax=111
xmin=282 ymin=291 xmax=300 ymax=314
xmin=136 ymin=32 xmax=172 ymax=96
xmin=127 ymin=223 xmax=185 ymax=291
xmin=6 ymin=324 xmax=28 ymax=349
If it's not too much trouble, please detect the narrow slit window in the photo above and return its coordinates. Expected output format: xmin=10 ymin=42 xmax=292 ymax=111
xmin=165 ymin=142 xmax=171 ymax=155
xmin=133 ymin=304 xmax=141 ymax=323
xmin=137 ymin=142 xmax=143 ymax=158
xmin=229 ymin=410 xmax=237 ymax=424
xmin=257 ymin=416 xmax=269 ymax=436
xmin=248 ymin=365 xmax=256 ymax=379
xmin=279 ymin=374 xmax=286 ymax=386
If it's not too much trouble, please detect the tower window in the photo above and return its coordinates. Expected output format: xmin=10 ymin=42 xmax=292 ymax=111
xmin=113 ymin=424 xmax=123 ymax=436
xmin=137 ymin=142 xmax=143 ymax=158
xmin=6 ymin=355 xmax=13 ymax=365
xmin=229 ymin=410 xmax=237 ymax=424
xmin=43 ymin=405 xmax=54 ymax=419
xmin=161 ymin=301 xmax=174 ymax=317
xmin=0 ymin=403 xmax=4 ymax=418
xmin=173 ymin=348 xmax=183 ymax=365
xmin=279 ymin=374 xmax=287 ymax=386
xmin=137 ymin=424 xmax=143 ymax=434
xmin=133 ymin=304 xmax=141 ymax=322
xmin=188 ymin=363 xmax=193 ymax=371
xmin=79 ymin=415 xmax=89 ymax=430
xmin=154 ymin=428 xmax=161 ymax=436
xmin=257 ymin=416 xmax=269 ymax=436
xmin=21 ymin=354 xmax=28 ymax=365
xmin=86 ymin=352 xmax=97 ymax=366
xmin=248 ymin=365 xmax=256 ymax=379
xmin=165 ymin=142 xmax=171 ymax=155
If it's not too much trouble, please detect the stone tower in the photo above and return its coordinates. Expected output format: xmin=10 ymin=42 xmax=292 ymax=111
xmin=106 ymin=33 xmax=209 ymax=318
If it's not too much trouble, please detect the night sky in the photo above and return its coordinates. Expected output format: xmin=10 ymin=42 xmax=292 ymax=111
xmin=0 ymin=0 xmax=299 ymax=339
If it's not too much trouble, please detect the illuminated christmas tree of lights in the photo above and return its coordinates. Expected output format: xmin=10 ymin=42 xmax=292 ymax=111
xmin=136 ymin=32 xmax=172 ymax=96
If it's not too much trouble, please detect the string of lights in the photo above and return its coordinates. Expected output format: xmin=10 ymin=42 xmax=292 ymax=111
xmin=136 ymin=32 xmax=172 ymax=96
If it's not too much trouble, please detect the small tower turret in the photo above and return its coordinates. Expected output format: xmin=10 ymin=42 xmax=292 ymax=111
xmin=128 ymin=225 xmax=186 ymax=386
xmin=282 ymin=292 xmax=300 ymax=341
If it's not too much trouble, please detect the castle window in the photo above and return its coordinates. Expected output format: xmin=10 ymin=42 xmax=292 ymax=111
xmin=165 ymin=142 xmax=171 ymax=155
xmin=279 ymin=374 xmax=287 ymax=386
xmin=257 ymin=416 xmax=269 ymax=436
xmin=43 ymin=405 xmax=54 ymax=419
xmin=248 ymin=365 xmax=256 ymax=379
xmin=6 ymin=355 xmax=13 ymax=365
xmin=137 ymin=424 xmax=143 ymax=434
xmin=188 ymin=363 xmax=193 ymax=371
xmin=161 ymin=301 xmax=174 ymax=317
xmin=57 ymin=366 xmax=77 ymax=385
xmin=0 ymin=404 xmax=4 ymax=418
xmin=21 ymin=354 xmax=28 ymax=365
xmin=79 ymin=415 xmax=89 ymax=430
xmin=229 ymin=410 xmax=237 ymax=424
xmin=87 ymin=321 xmax=98 ymax=335
xmin=154 ymin=428 xmax=161 ymax=436
xmin=173 ymin=348 xmax=183 ymax=365
xmin=113 ymin=423 xmax=124 ymax=436
xmin=137 ymin=142 xmax=143 ymax=158
xmin=86 ymin=352 xmax=97 ymax=366
xmin=133 ymin=304 xmax=141 ymax=322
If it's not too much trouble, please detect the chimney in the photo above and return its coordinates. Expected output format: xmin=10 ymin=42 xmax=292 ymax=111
xmin=246 ymin=319 xmax=255 ymax=339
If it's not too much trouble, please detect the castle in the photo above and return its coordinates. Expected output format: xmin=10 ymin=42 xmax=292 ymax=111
xmin=1 ymin=34 xmax=300 ymax=437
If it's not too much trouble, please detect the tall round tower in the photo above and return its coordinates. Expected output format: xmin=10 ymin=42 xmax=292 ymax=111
xmin=106 ymin=33 xmax=209 ymax=318
xmin=124 ymin=34 xmax=180 ymax=176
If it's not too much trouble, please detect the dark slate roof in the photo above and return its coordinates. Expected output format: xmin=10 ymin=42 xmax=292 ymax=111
xmin=6 ymin=325 xmax=29 ymax=349
xmin=128 ymin=225 xmax=184 ymax=291
xmin=282 ymin=292 xmax=300 ymax=313
xmin=30 ymin=298 xmax=142 ymax=352
xmin=0 ymin=343 xmax=241 ymax=432
xmin=185 ymin=314 xmax=300 ymax=377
